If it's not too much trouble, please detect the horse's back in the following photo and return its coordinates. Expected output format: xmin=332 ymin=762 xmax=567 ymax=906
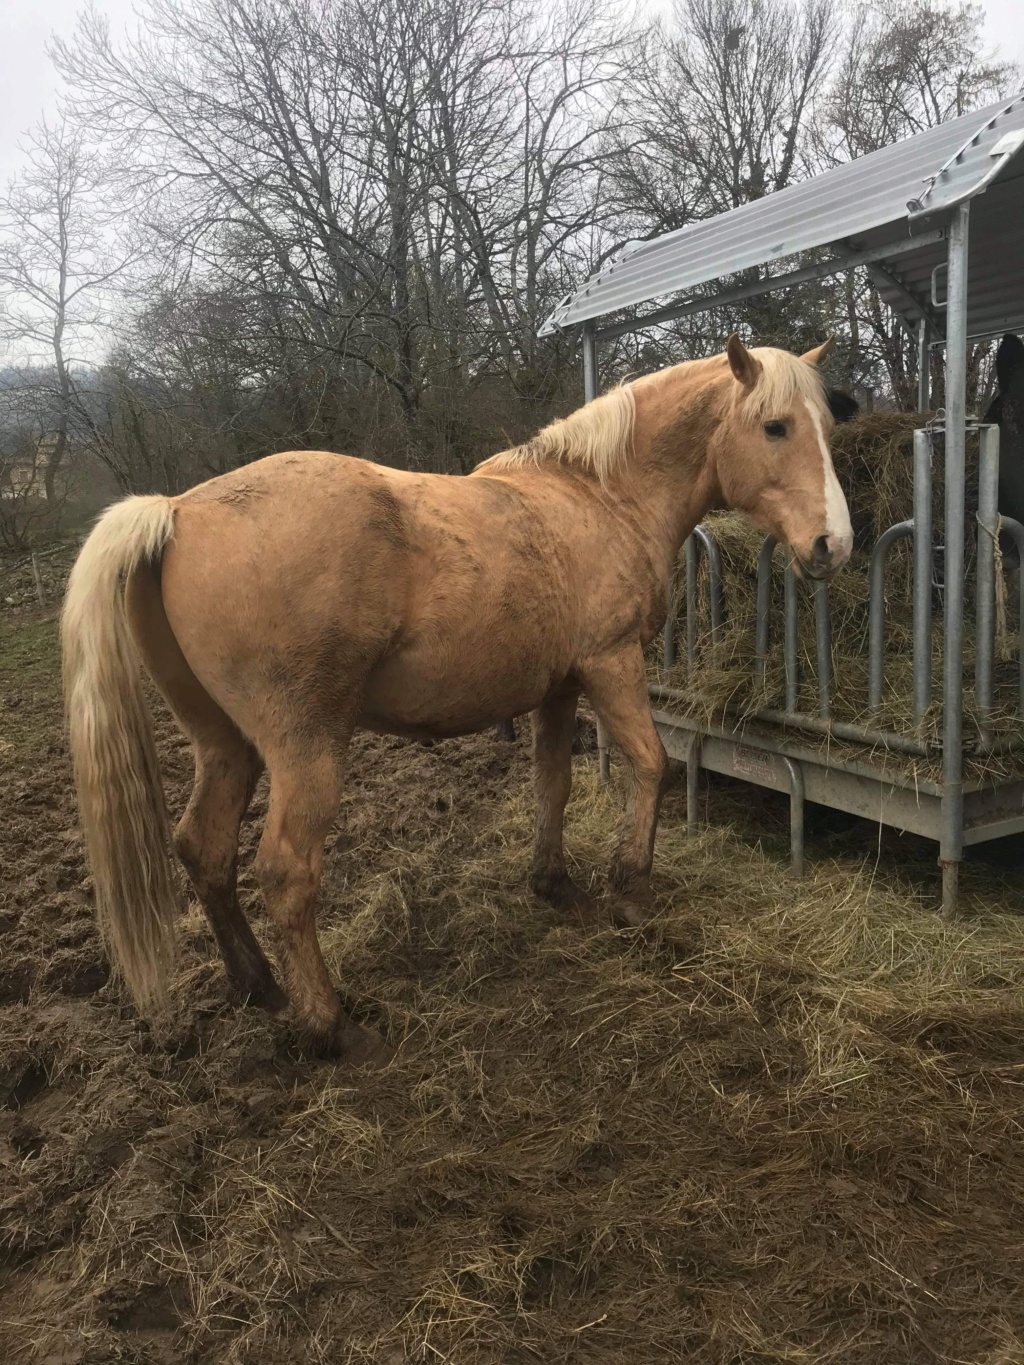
xmin=158 ymin=451 xmax=412 ymax=738
xmin=148 ymin=451 xmax=592 ymax=744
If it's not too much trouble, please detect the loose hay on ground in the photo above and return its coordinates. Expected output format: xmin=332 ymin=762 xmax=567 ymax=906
xmin=3 ymin=551 xmax=1024 ymax=1363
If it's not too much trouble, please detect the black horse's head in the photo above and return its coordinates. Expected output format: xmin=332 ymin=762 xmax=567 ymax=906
xmin=985 ymin=333 xmax=1024 ymax=433
xmin=995 ymin=333 xmax=1024 ymax=397
xmin=826 ymin=388 xmax=860 ymax=424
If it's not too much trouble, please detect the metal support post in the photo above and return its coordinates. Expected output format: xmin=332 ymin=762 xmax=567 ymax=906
xmin=780 ymin=756 xmax=805 ymax=876
xmin=940 ymin=203 xmax=970 ymax=917
xmin=583 ymin=323 xmax=610 ymax=785
xmin=913 ymin=429 xmax=933 ymax=724
xmin=917 ymin=318 xmax=930 ymax=413
xmin=582 ymin=321 xmax=598 ymax=406
xmin=975 ymin=424 xmax=1000 ymax=745
xmin=686 ymin=734 xmax=702 ymax=836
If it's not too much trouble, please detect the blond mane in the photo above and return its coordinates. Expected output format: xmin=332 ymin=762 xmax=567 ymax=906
xmin=478 ymin=344 xmax=828 ymax=483
xmin=480 ymin=385 xmax=636 ymax=485
xmin=740 ymin=347 xmax=831 ymax=424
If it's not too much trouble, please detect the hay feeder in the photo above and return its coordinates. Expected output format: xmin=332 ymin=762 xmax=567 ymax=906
xmin=541 ymin=92 xmax=1024 ymax=913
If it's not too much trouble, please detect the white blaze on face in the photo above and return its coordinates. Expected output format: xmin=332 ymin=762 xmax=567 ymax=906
xmin=803 ymin=398 xmax=853 ymax=563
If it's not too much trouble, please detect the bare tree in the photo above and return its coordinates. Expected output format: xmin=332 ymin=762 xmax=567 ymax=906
xmin=820 ymin=1 xmax=1017 ymax=405
xmin=823 ymin=0 xmax=1016 ymax=162
xmin=0 ymin=118 xmax=131 ymax=504
xmin=610 ymin=0 xmax=839 ymax=241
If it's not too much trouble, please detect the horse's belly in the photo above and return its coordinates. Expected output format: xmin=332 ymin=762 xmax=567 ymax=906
xmin=360 ymin=630 xmax=567 ymax=737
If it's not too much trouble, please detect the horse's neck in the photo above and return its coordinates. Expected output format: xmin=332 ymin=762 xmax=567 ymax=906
xmin=624 ymin=372 xmax=724 ymax=577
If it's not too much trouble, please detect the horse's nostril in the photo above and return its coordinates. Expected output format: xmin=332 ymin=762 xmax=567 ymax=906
xmin=812 ymin=534 xmax=832 ymax=566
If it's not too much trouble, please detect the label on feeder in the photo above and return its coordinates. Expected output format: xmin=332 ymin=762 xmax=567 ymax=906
xmin=733 ymin=746 xmax=778 ymax=785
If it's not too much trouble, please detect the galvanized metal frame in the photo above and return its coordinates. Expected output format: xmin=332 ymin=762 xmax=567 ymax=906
xmin=575 ymin=176 xmax=1024 ymax=912
xmin=542 ymin=91 xmax=1024 ymax=341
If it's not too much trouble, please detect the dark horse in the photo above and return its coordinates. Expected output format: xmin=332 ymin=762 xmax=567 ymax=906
xmin=985 ymin=333 xmax=1024 ymax=563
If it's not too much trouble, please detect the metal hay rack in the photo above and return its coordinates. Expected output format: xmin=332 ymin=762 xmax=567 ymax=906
xmin=542 ymin=91 xmax=1024 ymax=912
xmin=650 ymin=417 xmax=1024 ymax=911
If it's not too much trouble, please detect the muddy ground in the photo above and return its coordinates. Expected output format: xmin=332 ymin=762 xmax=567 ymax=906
xmin=3 ymin=546 xmax=1024 ymax=1364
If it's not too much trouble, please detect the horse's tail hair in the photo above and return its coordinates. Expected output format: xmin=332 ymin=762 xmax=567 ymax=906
xmin=61 ymin=494 xmax=179 ymax=1012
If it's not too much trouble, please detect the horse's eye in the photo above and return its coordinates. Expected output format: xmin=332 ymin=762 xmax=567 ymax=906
xmin=763 ymin=420 xmax=787 ymax=439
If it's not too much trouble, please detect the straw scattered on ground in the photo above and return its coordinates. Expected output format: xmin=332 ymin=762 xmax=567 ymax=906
xmin=3 ymin=547 xmax=1024 ymax=1364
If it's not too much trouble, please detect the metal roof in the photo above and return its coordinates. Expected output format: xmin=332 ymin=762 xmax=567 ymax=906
xmin=540 ymin=91 xmax=1024 ymax=341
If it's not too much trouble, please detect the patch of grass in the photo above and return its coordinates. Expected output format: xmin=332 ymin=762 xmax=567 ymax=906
xmin=0 ymin=616 xmax=62 ymax=754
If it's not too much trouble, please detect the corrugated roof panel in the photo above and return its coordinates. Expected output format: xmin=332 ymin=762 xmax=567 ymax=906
xmin=541 ymin=91 xmax=1024 ymax=336
xmin=875 ymin=167 xmax=1024 ymax=338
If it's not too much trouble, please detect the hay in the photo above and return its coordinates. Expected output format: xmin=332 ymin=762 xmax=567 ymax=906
xmin=4 ymin=553 xmax=1024 ymax=1362
xmin=653 ymin=413 xmax=1023 ymax=776
xmin=5 ymin=705 xmax=1024 ymax=1362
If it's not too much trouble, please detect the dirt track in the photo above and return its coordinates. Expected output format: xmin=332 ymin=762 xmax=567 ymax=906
xmin=3 ymin=548 xmax=1024 ymax=1364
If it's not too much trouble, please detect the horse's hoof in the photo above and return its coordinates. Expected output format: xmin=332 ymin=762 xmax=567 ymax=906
xmin=228 ymin=972 xmax=289 ymax=1014
xmin=328 ymin=1016 xmax=395 ymax=1069
xmin=611 ymin=896 xmax=652 ymax=929
xmin=532 ymin=870 xmax=590 ymax=911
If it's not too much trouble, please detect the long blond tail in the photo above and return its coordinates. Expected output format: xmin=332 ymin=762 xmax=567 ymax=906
xmin=62 ymin=495 xmax=178 ymax=1011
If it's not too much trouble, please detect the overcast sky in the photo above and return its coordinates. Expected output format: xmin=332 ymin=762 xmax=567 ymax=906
xmin=1 ymin=0 xmax=1022 ymax=188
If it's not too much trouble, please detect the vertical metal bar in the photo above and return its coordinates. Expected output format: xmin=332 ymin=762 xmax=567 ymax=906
xmin=662 ymin=614 xmax=676 ymax=670
xmin=582 ymin=322 xmax=598 ymax=405
xmin=975 ymin=423 xmax=999 ymax=745
xmin=868 ymin=522 xmax=914 ymax=712
xmin=813 ymin=580 xmax=831 ymax=720
xmin=940 ymin=202 xmax=970 ymax=918
xmin=941 ymin=860 xmax=958 ymax=918
xmin=583 ymin=323 xmax=611 ymax=784
xmin=781 ymin=757 xmax=805 ymax=877
xmin=755 ymin=536 xmax=776 ymax=684
xmin=686 ymin=734 xmax=702 ymax=836
xmin=597 ymin=722 xmax=610 ymax=783
xmin=917 ymin=318 xmax=930 ymax=413
xmin=694 ymin=527 xmax=725 ymax=643
xmin=784 ymin=562 xmax=798 ymax=713
xmin=913 ymin=429 xmax=933 ymax=724
xmin=685 ymin=535 xmax=698 ymax=670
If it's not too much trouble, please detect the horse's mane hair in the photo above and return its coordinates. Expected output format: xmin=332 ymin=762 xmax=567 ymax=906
xmin=478 ymin=346 xmax=829 ymax=483
xmin=480 ymin=385 xmax=636 ymax=485
xmin=740 ymin=347 xmax=832 ymax=424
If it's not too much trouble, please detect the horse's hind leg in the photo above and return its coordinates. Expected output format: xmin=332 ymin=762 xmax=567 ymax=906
xmin=175 ymin=729 xmax=287 ymax=1011
xmin=530 ymin=684 xmax=588 ymax=911
xmin=124 ymin=562 xmax=284 ymax=1008
xmin=254 ymin=742 xmax=389 ymax=1065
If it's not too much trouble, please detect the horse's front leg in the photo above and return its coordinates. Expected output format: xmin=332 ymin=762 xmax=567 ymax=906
xmin=579 ymin=648 xmax=669 ymax=927
xmin=530 ymin=683 xmax=587 ymax=911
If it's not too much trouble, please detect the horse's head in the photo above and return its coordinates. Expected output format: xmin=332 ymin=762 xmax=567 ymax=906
xmin=986 ymin=333 xmax=1024 ymax=443
xmin=713 ymin=335 xmax=855 ymax=580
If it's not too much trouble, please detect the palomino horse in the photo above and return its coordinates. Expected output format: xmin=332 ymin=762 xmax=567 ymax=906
xmin=62 ymin=336 xmax=853 ymax=1063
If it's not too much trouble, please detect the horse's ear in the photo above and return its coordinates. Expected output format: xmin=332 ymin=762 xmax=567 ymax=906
xmin=995 ymin=333 xmax=1024 ymax=391
xmin=801 ymin=337 xmax=834 ymax=367
xmin=726 ymin=334 xmax=761 ymax=387
xmin=827 ymin=388 xmax=859 ymax=424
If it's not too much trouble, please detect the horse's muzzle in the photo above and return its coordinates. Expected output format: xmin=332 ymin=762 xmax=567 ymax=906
xmin=793 ymin=533 xmax=851 ymax=581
